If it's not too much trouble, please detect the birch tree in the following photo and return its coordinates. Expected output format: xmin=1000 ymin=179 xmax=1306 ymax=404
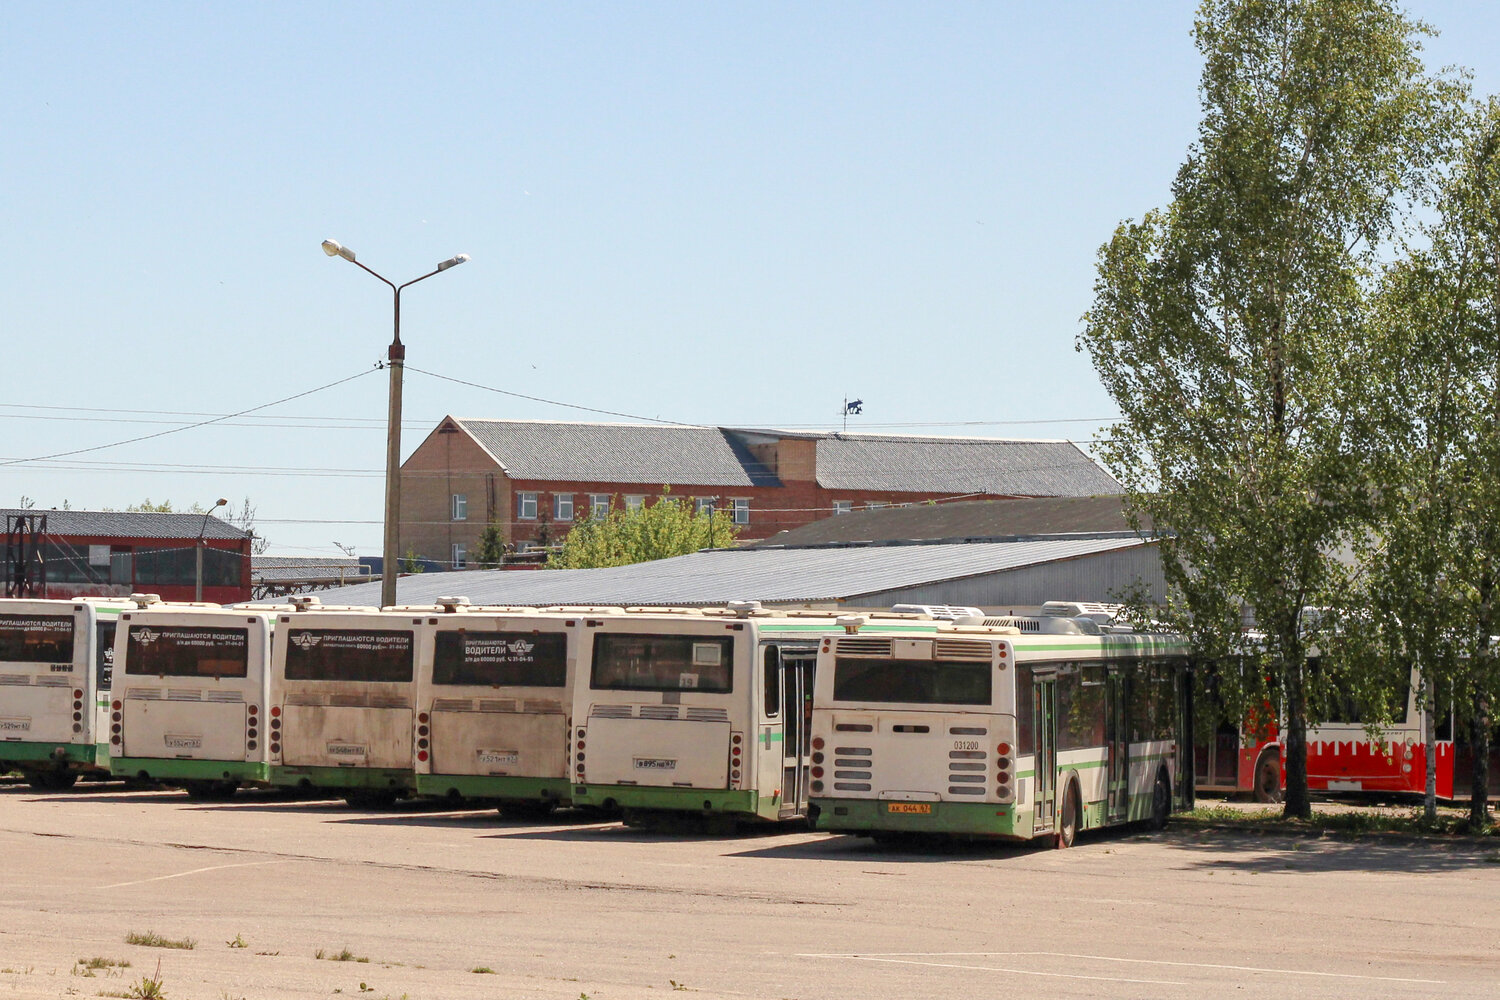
xmin=1079 ymin=0 xmax=1460 ymax=818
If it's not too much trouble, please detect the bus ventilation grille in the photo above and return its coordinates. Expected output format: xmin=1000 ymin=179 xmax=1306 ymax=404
xmin=933 ymin=639 xmax=993 ymax=661
xmin=204 ymin=691 xmax=243 ymax=703
xmin=833 ymin=746 xmax=873 ymax=791
xmin=433 ymin=698 xmax=472 ymax=711
xmin=34 ymin=676 xmax=70 ymax=688
xmin=0 ymin=675 xmax=29 ymax=686
xmin=369 ymin=695 xmax=407 ymax=709
xmin=167 ymin=689 xmax=202 ymax=702
xmin=836 ymin=638 xmax=893 ymax=656
xmin=949 ymin=750 xmax=988 ymax=796
xmin=526 ymin=699 xmax=564 ymax=714
xmin=478 ymin=699 xmax=518 ymax=713
xmin=640 ymin=705 xmax=680 ymax=720
xmin=685 ymin=707 xmax=729 ymax=722
xmin=126 ymin=688 xmax=162 ymax=700
xmin=591 ymin=705 xmax=632 ymax=719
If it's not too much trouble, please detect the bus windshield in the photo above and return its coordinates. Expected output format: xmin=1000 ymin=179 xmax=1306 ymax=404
xmin=591 ymin=634 xmax=733 ymax=693
xmin=0 ymin=615 xmax=74 ymax=664
xmin=126 ymin=626 xmax=249 ymax=678
xmin=433 ymin=631 xmax=567 ymax=687
xmin=832 ymin=657 xmax=992 ymax=706
xmin=283 ymin=628 xmax=413 ymax=683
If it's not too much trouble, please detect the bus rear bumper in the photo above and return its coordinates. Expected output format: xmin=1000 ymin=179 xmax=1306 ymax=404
xmin=270 ymin=765 xmax=414 ymax=793
xmin=0 ymin=741 xmax=102 ymax=770
xmin=110 ymin=758 xmax=271 ymax=786
xmin=571 ymin=784 xmax=763 ymax=818
xmin=810 ymin=797 xmax=1024 ymax=839
xmin=415 ymin=773 xmax=571 ymax=805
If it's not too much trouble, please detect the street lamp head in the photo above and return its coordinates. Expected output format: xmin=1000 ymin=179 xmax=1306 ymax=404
xmin=436 ymin=253 xmax=470 ymax=271
xmin=214 ymin=497 xmax=229 ymax=508
xmin=321 ymin=239 xmax=357 ymax=263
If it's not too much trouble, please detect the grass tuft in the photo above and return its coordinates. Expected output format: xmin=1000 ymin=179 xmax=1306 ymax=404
xmin=316 ymin=947 xmax=369 ymax=963
xmin=470 ymin=966 xmax=495 ymax=974
xmin=124 ymin=931 xmax=195 ymax=951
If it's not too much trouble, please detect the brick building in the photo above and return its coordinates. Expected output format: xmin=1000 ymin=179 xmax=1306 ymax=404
xmin=399 ymin=418 xmax=1121 ymax=569
xmin=2 ymin=509 xmax=253 ymax=603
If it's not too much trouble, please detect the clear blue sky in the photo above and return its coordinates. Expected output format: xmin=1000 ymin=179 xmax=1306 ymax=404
xmin=4 ymin=2 xmax=1497 ymax=556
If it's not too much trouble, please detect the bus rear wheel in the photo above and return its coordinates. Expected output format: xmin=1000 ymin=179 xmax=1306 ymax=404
xmin=1056 ymin=781 xmax=1080 ymax=849
xmin=1253 ymin=752 xmax=1282 ymax=804
xmin=29 ymin=770 xmax=77 ymax=792
xmin=183 ymin=780 xmax=239 ymax=801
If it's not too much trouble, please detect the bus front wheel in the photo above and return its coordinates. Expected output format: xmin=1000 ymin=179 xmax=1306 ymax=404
xmin=1253 ymin=751 xmax=1282 ymax=804
xmin=1149 ymin=771 xmax=1171 ymax=830
xmin=1056 ymin=781 xmax=1080 ymax=849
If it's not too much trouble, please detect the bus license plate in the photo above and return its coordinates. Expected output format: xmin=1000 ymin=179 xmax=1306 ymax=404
xmin=886 ymin=802 xmax=932 ymax=815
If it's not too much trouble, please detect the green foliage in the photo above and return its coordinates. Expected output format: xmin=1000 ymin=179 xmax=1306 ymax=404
xmin=400 ymin=548 xmax=425 ymax=575
xmin=471 ymin=521 xmax=507 ymax=569
xmin=1352 ymin=97 xmax=1500 ymax=822
xmin=1078 ymin=0 xmax=1463 ymax=819
xmin=549 ymin=488 xmax=740 ymax=569
xmin=124 ymin=500 xmax=176 ymax=513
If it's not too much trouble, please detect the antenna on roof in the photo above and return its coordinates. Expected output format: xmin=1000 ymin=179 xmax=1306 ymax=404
xmin=842 ymin=397 xmax=863 ymax=432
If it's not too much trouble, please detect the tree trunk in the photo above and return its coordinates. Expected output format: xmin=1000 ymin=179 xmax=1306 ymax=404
xmin=1282 ymin=653 xmax=1312 ymax=820
xmin=1471 ymin=690 xmax=1491 ymax=830
xmin=1424 ymin=675 xmax=1437 ymax=824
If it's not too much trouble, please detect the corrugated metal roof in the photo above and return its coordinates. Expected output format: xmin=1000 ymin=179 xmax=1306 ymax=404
xmin=812 ymin=435 xmax=1121 ymax=495
xmin=316 ymin=535 xmax=1150 ymax=607
xmin=456 ymin=420 xmax=781 ymax=487
xmin=752 ymin=495 xmax=1148 ymax=547
xmin=252 ymin=557 xmax=369 ymax=584
xmin=0 ymin=509 xmax=248 ymax=541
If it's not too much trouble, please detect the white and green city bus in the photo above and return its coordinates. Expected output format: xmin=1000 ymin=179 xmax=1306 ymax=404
xmin=412 ymin=598 xmax=580 ymax=815
xmin=109 ymin=597 xmax=281 ymax=798
xmin=809 ymin=608 xmax=1193 ymax=845
xmin=570 ymin=603 xmax=941 ymax=825
xmin=267 ymin=598 xmax=419 ymax=807
xmin=0 ymin=597 xmax=132 ymax=790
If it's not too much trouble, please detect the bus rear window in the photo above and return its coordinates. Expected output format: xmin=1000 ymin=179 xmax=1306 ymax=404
xmin=433 ymin=631 xmax=567 ymax=687
xmin=832 ymin=657 xmax=992 ymax=706
xmin=0 ymin=615 xmax=74 ymax=664
xmin=126 ymin=626 xmax=249 ymax=678
xmin=283 ymin=629 xmax=413 ymax=683
xmin=591 ymin=634 xmax=733 ymax=693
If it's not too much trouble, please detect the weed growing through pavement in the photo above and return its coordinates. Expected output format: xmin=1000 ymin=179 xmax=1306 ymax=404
xmin=316 ymin=948 xmax=369 ymax=963
xmin=470 ymin=966 xmax=495 ymax=974
xmin=124 ymin=959 xmax=166 ymax=999
xmin=226 ymin=934 xmax=248 ymax=949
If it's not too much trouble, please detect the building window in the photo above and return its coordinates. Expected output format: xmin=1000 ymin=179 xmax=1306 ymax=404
xmin=452 ymin=543 xmax=467 ymax=570
xmin=451 ymin=494 xmax=467 ymax=521
xmin=694 ymin=497 xmax=718 ymax=516
xmin=588 ymin=494 xmax=611 ymax=519
xmin=554 ymin=494 xmax=574 ymax=522
xmin=832 ymin=500 xmax=853 ymax=516
xmin=625 ymin=495 xmax=645 ymax=513
xmin=517 ymin=492 xmax=538 ymax=520
xmin=731 ymin=498 xmax=749 ymax=525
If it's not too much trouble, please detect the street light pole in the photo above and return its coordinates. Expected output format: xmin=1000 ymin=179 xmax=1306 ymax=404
xmin=321 ymin=240 xmax=469 ymax=607
xmin=195 ymin=497 xmax=229 ymax=602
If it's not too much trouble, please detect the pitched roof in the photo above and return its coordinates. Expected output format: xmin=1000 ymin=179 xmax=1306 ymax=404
xmin=809 ymin=434 xmax=1120 ymax=494
xmin=454 ymin=420 xmax=781 ymax=487
xmin=752 ymin=495 xmax=1150 ymax=547
xmin=0 ymin=509 xmax=249 ymax=541
xmin=315 ymin=535 xmax=1150 ymax=607
xmin=443 ymin=419 xmax=1118 ymax=496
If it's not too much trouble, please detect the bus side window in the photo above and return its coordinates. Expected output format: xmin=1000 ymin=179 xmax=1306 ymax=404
xmin=96 ymin=622 xmax=117 ymax=690
xmin=1015 ymin=664 xmax=1034 ymax=754
xmin=763 ymin=646 xmax=780 ymax=718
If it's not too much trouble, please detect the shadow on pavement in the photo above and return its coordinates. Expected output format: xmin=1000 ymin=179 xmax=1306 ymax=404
xmin=1167 ymin=827 xmax=1500 ymax=874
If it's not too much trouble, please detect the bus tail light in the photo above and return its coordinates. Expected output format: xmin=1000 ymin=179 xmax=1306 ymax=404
xmin=73 ymin=690 xmax=83 ymax=701
xmin=112 ymin=700 xmax=122 ymax=712
xmin=417 ymin=750 xmax=428 ymax=763
xmin=997 ymin=742 xmax=1011 ymax=756
xmin=812 ymin=736 xmax=825 ymax=750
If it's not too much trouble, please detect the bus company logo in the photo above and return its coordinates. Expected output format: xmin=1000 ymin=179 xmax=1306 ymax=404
xmin=135 ymin=629 xmax=158 ymax=645
xmin=164 ymin=735 xmax=202 ymax=750
xmin=326 ymin=742 xmax=367 ymax=757
xmin=633 ymin=757 xmax=677 ymax=771
xmin=0 ymin=718 xmax=31 ymax=732
xmin=505 ymin=639 xmax=535 ymax=657
xmin=292 ymin=633 xmax=321 ymax=650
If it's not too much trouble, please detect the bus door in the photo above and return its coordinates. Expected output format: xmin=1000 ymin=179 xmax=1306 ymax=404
xmin=1105 ymin=668 xmax=1130 ymax=824
xmin=1032 ymin=673 xmax=1057 ymax=833
xmin=775 ymin=648 xmax=816 ymax=819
